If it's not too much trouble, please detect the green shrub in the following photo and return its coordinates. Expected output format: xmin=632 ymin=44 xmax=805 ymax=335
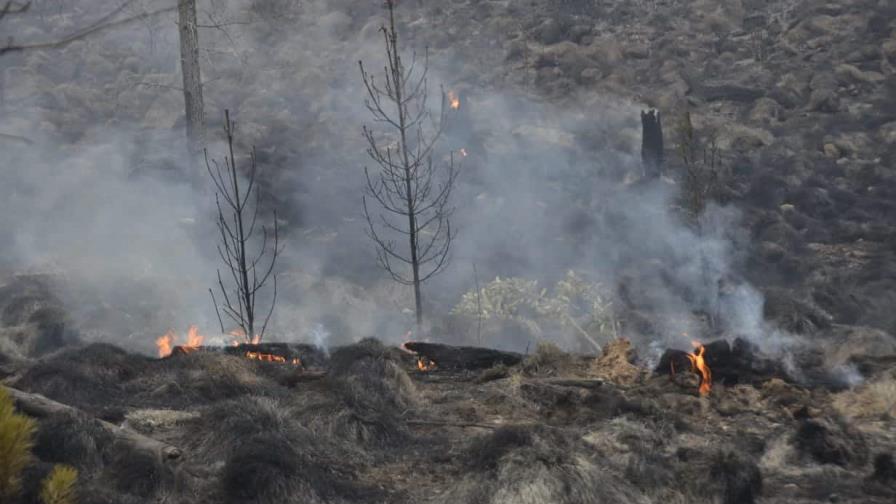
xmin=40 ymin=464 xmax=78 ymax=504
xmin=453 ymin=271 xmax=617 ymax=350
xmin=0 ymin=386 xmax=37 ymax=500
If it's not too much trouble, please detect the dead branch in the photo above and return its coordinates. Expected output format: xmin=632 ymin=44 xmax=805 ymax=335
xmin=0 ymin=132 xmax=33 ymax=144
xmin=1 ymin=1 xmax=176 ymax=56
xmin=406 ymin=419 xmax=499 ymax=430
xmin=5 ymin=386 xmax=183 ymax=464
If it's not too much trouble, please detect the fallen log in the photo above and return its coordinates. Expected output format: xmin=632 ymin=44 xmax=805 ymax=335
xmin=5 ymin=386 xmax=182 ymax=464
xmin=536 ymin=378 xmax=604 ymax=389
xmin=168 ymin=342 xmax=329 ymax=367
xmin=402 ymin=342 xmax=523 ymax=370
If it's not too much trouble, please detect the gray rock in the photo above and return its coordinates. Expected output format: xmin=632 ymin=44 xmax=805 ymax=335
xmin=809 ymin=89 xmax=840 ymax=113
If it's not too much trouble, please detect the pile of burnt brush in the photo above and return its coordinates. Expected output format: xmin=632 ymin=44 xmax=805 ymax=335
xmin=0 ymin=329 xmax=894 ymax=504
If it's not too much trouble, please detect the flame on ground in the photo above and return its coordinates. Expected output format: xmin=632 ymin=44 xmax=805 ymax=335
xmin=246 ymin=351 xmax=301 ymax=366
xmin=156 ymin=332 xmax=174 ymax=358
xmin=229 ymin=328 xmax=261 ymax=346
xmin=155 ymin=325 xmax=204 ymax=358
xmin=685 ymin=342 xmax=712 ymax=396
xmin=417 ymin=356 xmax=437 ymax=372
xmin=447 ymin=90 xmax=460 ymax=110
xmin=459 ymin=148 xmax=468 ymax=157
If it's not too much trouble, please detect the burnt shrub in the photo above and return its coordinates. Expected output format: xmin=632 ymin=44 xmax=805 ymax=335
xmin=794 ymin=417 xmax=868 ymax=467
xmin=32 ymin=412 xmax=112 ymax=471
xmin=710 ymin=451 xmax=763 ymax=504
xmin=468 ymin=426 xmax=533 ymax=471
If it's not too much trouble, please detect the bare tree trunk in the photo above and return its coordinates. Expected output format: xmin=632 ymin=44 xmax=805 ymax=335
xmin=178 ymin=0 xmax=205 ymax=167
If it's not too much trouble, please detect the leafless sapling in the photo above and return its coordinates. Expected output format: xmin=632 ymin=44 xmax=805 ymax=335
xmin=206 ymin=110 xmax=281 ymax=343
xmin=359 ymin=0 xmax=458 ymax=330
xmin=676 ymin=110 xmax=725 ymax=229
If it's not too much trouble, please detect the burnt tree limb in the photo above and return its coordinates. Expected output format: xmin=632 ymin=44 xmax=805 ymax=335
xmin=641 ymin=109 xmax=664 ymax=178
xmin=403 ymin=342 xmax=523 ymax=370
xmin=654 ymin=338 xmax=791 ymax=386
xmin=168 ymin=343 xmax=328 ymax=368
xmin=5 ymin=386 xmax=183 ymax=464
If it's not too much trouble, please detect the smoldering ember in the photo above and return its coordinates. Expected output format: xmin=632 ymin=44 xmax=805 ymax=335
xmin=1 ymin=1 xmax=895 ymax=504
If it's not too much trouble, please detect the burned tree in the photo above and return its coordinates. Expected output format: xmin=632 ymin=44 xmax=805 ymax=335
xmin=641 ymin=109 xmax=664 ymax=178
xmin=178 ymin=0 xmax=205 ymax=165
xmin=206 ymin=110 xmax=281 ymax=343
xmin=359 ymin=0 xmax=457 ymax=329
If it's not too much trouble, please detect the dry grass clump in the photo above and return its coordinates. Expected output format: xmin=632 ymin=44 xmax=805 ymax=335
xmin=520 ymin=341 xmax=577 ymax=377
xmin=13 ymin=344 xmax=150 ymax=413
xmin=158 ymin=352 xmax=268 ymax=403
xmin=325 ymin=339 xmax=417 ymax=448
xmin=831 ymin=375 xmax=896 ymax=420
xmin=186 ymin=395 xmax=381 ymax=504
xmin=590 ymin=338 xmax=643 ymax=385
xmin=440 ymin=426 xmax=651 ymax=504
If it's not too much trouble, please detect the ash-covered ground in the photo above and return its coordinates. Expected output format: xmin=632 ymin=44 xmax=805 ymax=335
xmin=1 ymin=0 xmax=895 ymax=502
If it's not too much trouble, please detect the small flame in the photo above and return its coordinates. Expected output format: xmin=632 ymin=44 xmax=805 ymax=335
xmin=156 ymin=331 xmax=174 ymax=358
xmin=229 ymin=328 xmax=261 ymax=346
xmin=459 ymin=148 xmax=468 ymax=157
xmin=447 ymin=90 xmax=460 ymax=110
xmin=245 ymin=351 xmax=301 ymax=366
xmin=685 ymin=342 xmax=712 ymax=396
xmin=417 ymin=356 xmax=437 ymax=372
xmin=155 ymin=325 xmax=204 ymax=357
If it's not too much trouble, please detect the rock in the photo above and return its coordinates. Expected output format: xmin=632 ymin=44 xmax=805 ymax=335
xmin=883 ymin=39 xmax=896 ymax=64
xmin=749 ymin=97 xmax=782 ymax=124
xmin=623 ymin=44 xmax=649 ymax=59
xmin=879 ymin=122 xmax=896 ymax=145
xmin=808 ymin=89 xmax=840 ymax=113
xmin=834 ymin=64 xmax=885 ymax=85
xmin=699 ymin=80 xmax=765 ymax=103
xmin=532 ymin=18 xmax=567 ymax=45
xmin=579 ymin=67 xmax=602 ymax=82
xmin=504 ymin=40 xmax=528 ymax=62
xmin=759 ymin=241 xmax=786 ymax=263
xmin=831 ymin=132 xmax=873 ymax=158
xmin=772 ymin=73 xmax=808 ymax=108
xmin=823 ymin=143 xmax=841 ymax=158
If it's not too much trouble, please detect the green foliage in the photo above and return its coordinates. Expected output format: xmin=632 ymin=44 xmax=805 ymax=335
xmin=0 ymin=386 xmax=37 ymax=500
xmin=40 ymin=464 xmax=78 ymax=504
xmin=453 ymin=271 xmax=616 ymax=350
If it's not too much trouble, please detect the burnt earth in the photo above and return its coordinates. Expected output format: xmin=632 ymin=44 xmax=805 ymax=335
xmin=3 ymin=339 xmax=894 ymax=504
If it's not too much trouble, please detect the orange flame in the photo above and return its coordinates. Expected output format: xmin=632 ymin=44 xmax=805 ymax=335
xmin=447 ymin=90 xmax=460 ymax=110
xmin=155 ymin=331 xmax=174 ymax=358
xmin=245 ymin=351 xmax=301 ymax=365
xmin=417 ymin=356 xmax=437 ymax=372
xmin=685 ymin=342 xmax=712 ymax=396
xmin=229 ymin=328 xmax=261 ymax=346
xmin=155 ymin=325 xmax=204 ymax=357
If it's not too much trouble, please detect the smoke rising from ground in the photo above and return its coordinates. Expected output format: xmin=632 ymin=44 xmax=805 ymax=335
xmin=0 ymin=0 xmax=791 ymax=358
